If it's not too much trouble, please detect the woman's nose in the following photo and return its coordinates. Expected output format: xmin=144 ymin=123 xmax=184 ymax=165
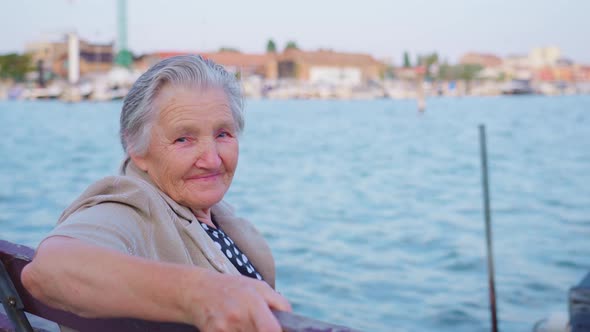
xmin=194 ymin=140 xmax=222 ymax=169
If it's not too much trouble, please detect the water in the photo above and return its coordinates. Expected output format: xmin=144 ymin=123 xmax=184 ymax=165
xmin=1 ymin=96 xmax=589 ymax=332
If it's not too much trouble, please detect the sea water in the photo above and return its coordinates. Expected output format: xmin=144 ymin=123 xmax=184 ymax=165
xmin=1 ymin=95 xmax=589 ymax=332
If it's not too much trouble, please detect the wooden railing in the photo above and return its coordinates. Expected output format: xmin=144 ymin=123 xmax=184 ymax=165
xmin=0 ymin=240 xmax=361 ymax=332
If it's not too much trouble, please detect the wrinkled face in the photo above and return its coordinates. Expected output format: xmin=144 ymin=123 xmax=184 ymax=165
xmin=132 ymin=85 xmax=239 ymax=211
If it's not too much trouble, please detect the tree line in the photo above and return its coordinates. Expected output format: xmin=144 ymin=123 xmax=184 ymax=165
xmin=401 ymin=50 xmax=486 ymax=82
xmin=0 ymin=53 xmax=32 ymax=82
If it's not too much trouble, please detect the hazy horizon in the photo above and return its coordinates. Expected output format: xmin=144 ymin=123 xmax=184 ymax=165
xmin=3 ymin=0 xmax=589 ymax=65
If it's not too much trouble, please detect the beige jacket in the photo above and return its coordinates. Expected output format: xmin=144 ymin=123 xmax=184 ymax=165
xmin=47 ymin=158 xmax=276 ymax=287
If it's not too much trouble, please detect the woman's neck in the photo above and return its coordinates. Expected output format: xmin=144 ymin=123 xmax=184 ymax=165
xmin=191 ymin=208 xmax=215 ymax=228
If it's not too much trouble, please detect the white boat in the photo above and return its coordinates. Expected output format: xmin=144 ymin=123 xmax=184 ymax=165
xmin=501 ymin=79 xmax=535 ymax=95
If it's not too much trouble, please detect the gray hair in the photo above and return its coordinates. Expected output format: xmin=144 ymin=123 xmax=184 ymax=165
xmin=120 ymin=54 xmax=244 ymax=156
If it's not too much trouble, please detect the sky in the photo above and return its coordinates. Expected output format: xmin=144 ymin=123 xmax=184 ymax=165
xmin=2 ymin=0 xmax=589 ymax=65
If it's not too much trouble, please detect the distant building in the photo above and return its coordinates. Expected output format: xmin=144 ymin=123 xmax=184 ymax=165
xmin=535 ymin=67 xmax=555 ymax=81
xmin=555 ymin=58 xmax=574 ymax=67
xmin=529 ymin=46 xmax=561 ymax=68
xmin=276 ymin=49 xmax=383 ymax=85
xmin=133 ymin=51 xmax=276 ymax=79
xmin=576 ymin=66 xmax=590 ymax=82
xmin=202 ymin=51 xmax=277 ymax=79
xmin=132 ymin=52 xmax=177 ymax=72
xmin=25 ymin=36 xmax=114 ymax=79
xmin=25 ymin=41 xmax=64 ymax=78
xmin=535 ymin=67 xmax=569 ymax=82
xmin=77 ymin=39 xmax=114 ymax=74
xmin=553 ymin=66 xmax=574 ymax=82
xmin=136 ymin=49 xmax=384 ymax=85
xmin=459 ymin=52 xmax=504 ymax=80
xmin=459 ymin=52 xmax=502 ymax=68
xmin=534 ymin=57 xmax=577 ymax=82
xmin=503 ymin=55 xmax=532 ymax=80
xmin=503 ymin=54 xmax=530 ymax=69
xmin=392 ymin=66 xmax=424 ymax=80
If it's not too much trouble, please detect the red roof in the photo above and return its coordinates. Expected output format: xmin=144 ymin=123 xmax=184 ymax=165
xmin=155 ymin=51 xmax=194 ymax=59
xmin=201 ymin=51 xmax=274 ymax=67
xmin=280 ymin=49 xmax=380 ymax=66
xmin=150 ymin=51 xmax=274 ymax=68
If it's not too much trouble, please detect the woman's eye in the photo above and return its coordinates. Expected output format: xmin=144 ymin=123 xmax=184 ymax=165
xmin=217 ymin=131 xmax=230 ymax=138
xmin=174 ymin=137 xmax=188 ymax=143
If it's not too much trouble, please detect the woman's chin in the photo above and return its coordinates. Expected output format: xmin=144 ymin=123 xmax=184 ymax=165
xmin=186 ymin=193 xmax=225 ymax=210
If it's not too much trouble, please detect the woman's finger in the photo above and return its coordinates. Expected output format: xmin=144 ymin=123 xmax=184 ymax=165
xmin=248 ymin=278 xmax=292 ymax=313
xmin=250 ymin=299 xmax=282 ymax=332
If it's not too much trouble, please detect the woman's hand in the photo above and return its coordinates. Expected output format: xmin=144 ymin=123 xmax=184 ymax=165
xmin=183 ymin=270 xmax=292 ymax=331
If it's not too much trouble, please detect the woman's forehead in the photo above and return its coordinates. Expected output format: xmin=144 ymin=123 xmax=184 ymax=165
xmin=156 ymin=84 xmax=227 ymax=106
xmin=152 ymin=87 xmax=234 ymax=131
xmin=156 ymin=86 xmax=230 ymax=116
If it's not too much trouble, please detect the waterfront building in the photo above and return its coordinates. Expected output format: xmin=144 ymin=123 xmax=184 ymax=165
xmin=502 ymin=54 xmax=533 ymax=80
xmin=134 ymin=51 xmax=276 ymax=80
xmin=134 ymin=49 xmax=384 ymax=86
xmin=25 ymin=35 xmax=114 ymax=80
xmin=276 ymin=49 xmax=383 ymax=85
xmin=459 ymin=52 xmax=503 ymax=68
xmin=529 ymin=46 xmax=561 ymax=69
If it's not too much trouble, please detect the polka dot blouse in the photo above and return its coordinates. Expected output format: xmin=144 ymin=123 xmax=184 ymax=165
xmin=198 ymin=221 xmax=264 ymax=281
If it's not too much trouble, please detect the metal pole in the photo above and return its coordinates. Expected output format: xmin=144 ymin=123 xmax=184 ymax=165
xmin=479 ymin=124 xmax=499 ymax=332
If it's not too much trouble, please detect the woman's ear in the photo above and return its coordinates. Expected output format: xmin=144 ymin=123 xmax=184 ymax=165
xmin=130 ymin=153 xmax=149 ymax=172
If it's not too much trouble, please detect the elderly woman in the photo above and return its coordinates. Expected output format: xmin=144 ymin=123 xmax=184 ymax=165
xmin=21 ymin=55 xmax=291 ymax=331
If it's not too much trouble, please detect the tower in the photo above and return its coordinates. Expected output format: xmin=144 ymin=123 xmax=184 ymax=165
xmin=114 ymin=0 xmax=132 ymax=68
xmin=67 ymin=32 xmax=80 ymax=84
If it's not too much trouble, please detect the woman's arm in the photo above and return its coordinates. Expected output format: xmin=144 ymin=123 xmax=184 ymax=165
xmin=21 ymin=236 xmax=291 ymax=331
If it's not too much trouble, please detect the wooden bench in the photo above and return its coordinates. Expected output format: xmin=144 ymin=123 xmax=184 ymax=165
xmin=0 ymin=240 xmax=360 ymax=332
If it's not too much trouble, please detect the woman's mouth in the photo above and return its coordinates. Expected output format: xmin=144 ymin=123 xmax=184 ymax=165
xmin=185 ymin=172 xmax=222 ymax=181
